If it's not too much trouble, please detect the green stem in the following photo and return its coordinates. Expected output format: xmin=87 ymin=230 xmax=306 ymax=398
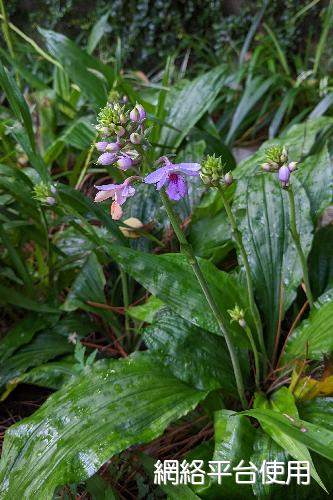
xmin=287 ymin=186 xmax=314 ymax=308
xmin=40 ymin=208 xmax=52 ymax=288
xmin=120 ymin=266 xmax=130 ymax=338
xmin=217 ymin=185 xmax=267 ymax=367
xmin=244 ymin=325 xmax=260 ymax=389
xmin=0 ymin=0 xmax=20 ymax=87
xmin=160 ymin=189 xmax=247 ymax=409
xmin=75 ymin=135 xmax=97 ymax=189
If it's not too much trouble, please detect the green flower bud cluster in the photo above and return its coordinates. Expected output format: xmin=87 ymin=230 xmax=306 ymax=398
xmin=200 ymin=155 xmax=233 ymax=186
xmin=227 ymin=304 xmax=246 ymax=329
xmin=261 ymin=145 xmax=288 ymax=172
xmin=33 ymin=182 xmax=57 ymax=205
xmin=96 ymin=101 xmax=128 ymax=136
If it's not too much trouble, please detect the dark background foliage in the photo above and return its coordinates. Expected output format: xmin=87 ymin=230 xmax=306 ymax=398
xmin=6 ymin=0 xmax=322 ymax=68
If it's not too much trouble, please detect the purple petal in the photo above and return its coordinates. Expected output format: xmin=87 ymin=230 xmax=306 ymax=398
xmin=114 ymin=185 xmax=136 ymax=205
xmin=95 ymin=190 xmax=115 ymax=202
xmin=166 ymin=175 xmax=187 ymax=201
xmin=144 ymin=166 xmax=168 ymax=185
xmin=156 ymin=171 xmax=168 ymax=190
xmin=95 ymin=183 xmax=121 ymax=191
xmin=174 ymin=162 xmax=201 ymax=176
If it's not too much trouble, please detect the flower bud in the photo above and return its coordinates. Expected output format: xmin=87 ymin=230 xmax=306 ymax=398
xmin=278 ymin=165 xmax=290 ymax=187
xmin=261 ymin=163 xmax=271 ymax=172
xmin=96 ymin=141 xmax=108 ymax=152
xmin=130 ymin=107 xmax=140 ymax=122
xmin=130 ymin=132 xmax=142 ymax=144
xmin=281 ymin=146 xmax=288 ymax=163
xmin=97 ymin=152 xmax=116 ymax=165
xmin=130 ymin=104 xmax=146 ymax=123
xmin=119 ymin=113 xmax=128 ymax=124
xmin=238 ymin=318 xmax=247 ymax=329
xmin=117 ymin=156 xmax=133 ymax=170
xmin=136 ymin=104 xmax=146 ymax=121
xmin=288 ymin=161 xmax=298 ymax=172
xmin=99 ymin=126 xmax=110 ymax=137
xmin=224 ymin=172 xmax=233 ymax=185
xmin=50 ymin=185 xmax=57 ymax=194
xmin=106 ymin=141 xmax=121 ymax=152
xmin=46 ymin=196 xmax=56 ymax=205
xmin=116 ymin=126 xmax=126 ymax=137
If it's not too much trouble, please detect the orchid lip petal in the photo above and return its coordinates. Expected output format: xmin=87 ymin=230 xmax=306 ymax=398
xmin=166 ymin=174 xmax=187 ymax=200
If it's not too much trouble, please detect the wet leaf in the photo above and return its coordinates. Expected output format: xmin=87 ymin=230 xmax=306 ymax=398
xmin=234 ymin=174 xmax=313 ymax=355
xmin=0 ymin=352 xmax=207 ymax=499
xmin=144 ymin=308 xmax=236 ymax=392
xmin=106 ymin=246 xmax=253 ymax=348
xmin=160 ymin=66 xmax=227 ymax=148
xmin=281 ymin=292 xmax=333 ymax=363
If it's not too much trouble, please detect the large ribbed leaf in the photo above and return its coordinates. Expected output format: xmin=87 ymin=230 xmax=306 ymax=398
xmin=252 ymin=388 xmax=324 ymax=489
xmin=299 ymin=398 xmax=333 ymax=432
xmin=0 ymin=314 xmax=48 ymax=363
xmin=309 ymin=225 xmax=333 ymax=298
xmin=160 ymin=66 xmax=227 ymax=148
xmin=144 ymin=308 xmax=235 ymax=392
xmin=189 ymin=210 xmax=233 ymax=262
xmin=281 ymin=292 xmax=333 ymax=363
xmin=39 ymin=29 xmax=111 ymax=109
xmin=296 ymin=145 xmax=333 ymax=221
xmin=106 ymin=246 xmax=253 ymax=348
xmin=234 ymin=174 xmax=313 ymax=355
xmin=211 ymin=410 xmax=254 ymax=498
xmin=0 ymin=352 xmax=207 ymax=499
xmin=0 ymin=331 xmax=74 ymax=389
xmin=242 ymin=408 xmax=333 ymax=463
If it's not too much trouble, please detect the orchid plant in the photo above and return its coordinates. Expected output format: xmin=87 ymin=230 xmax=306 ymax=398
xmin=0 ymin=74 xmax=332 ymax=499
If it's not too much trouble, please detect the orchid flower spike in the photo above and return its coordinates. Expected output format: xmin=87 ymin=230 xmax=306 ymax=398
xmin=144 ymin=156 xmax=200 ymax=201
xmin=94 ymin=176 xmax=140 ymax=220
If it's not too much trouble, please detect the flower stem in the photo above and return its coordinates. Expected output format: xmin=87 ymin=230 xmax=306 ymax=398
xmin=244 ymin=325 xmax=260 ymax=389
xmin=120 ymin=266 xmax=130 ymax=339
xmin=287 ymin=185 xmax=314 ymax=308
xmin=75 ymin=134 xmax=97 ymax=190
xmin=217 ymin=185 xmax=267 ymax=369
xmin=159 ymin=189 xmax=247 ymax=409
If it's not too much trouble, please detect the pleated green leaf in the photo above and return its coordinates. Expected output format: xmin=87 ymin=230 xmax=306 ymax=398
xmin=0 ymin=352 xmax=207 ymax=499
xmin=39 ymin=29 xmax=111 ymax=109
xmin=144 ymin=308 xmax=235 ymax=392
xmin=234 ymin=174 xmax=313 ymax=355
xmin=160 ymin=66 xmax=227 ymax=148
xmin=106 ymin=246 xmax=253 ymax=348
xmin=281 ymin=292 xmax=333 ymax=363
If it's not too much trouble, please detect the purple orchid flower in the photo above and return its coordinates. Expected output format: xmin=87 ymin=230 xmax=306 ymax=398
xmin=94 ymin=176 xmax=139 ymax=220
xmin=144 ymin=156 xmax=200 ymax=201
